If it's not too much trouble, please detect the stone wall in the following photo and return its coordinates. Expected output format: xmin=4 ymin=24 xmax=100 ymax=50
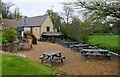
xmin=2 ymin=42 xmax=19 ymax=52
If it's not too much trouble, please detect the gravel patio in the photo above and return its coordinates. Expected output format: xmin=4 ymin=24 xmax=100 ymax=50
xmin=13 ymin=42 xmax=118 ymax=75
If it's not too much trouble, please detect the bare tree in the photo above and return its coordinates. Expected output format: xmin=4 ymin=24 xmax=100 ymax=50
xmin=13 ymin=8 xmax=22 ymax=19
xmin=2 ymin=2 xmax=14 ymax=19
xmin=0 ymin=0 xmax=2 ymax=25
xmin=61 ymin=2 xmax=74 ymax=26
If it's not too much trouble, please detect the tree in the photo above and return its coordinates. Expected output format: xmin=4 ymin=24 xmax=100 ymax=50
xmin=61 ymin=2 xmax=74 ymax=26
xmin=13 ymin=8 xmax=22 ymax=19
xmin=2 ymin=2 xmax=14 ymax=19
xmin=74 ymin=0 xmax=120 ymax=19
xmin=46 ymin=10 xmax=61 ymax=32
xmin=0 ymin=0 xmax=2 ymax=25
xmin=74 ymin=0 xmax=120 ymax=34
xmin=2 ymin=1 xmax=22 ymax=19
xmin=61 ymin=16 xmax=92 ymax=42
xmin=60 ymin=2 xmax=93 ymax=42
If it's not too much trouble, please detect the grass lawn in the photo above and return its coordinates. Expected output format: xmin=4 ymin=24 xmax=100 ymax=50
xmin=2 ymin=54 xmax=66 ymax=76
xmin=0 ymin=54 xmax=2 ymax=77
xmin=88 ymin=35 xmax=119 ymax=53
xmin=0 ymin=34 xmax=2 ymax=44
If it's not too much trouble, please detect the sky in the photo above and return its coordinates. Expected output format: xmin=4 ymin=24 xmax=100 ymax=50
xmin=2 ymin=0 xmax=113 ymax=18
xmin=2 ymin=0 xmax=76 ymax=17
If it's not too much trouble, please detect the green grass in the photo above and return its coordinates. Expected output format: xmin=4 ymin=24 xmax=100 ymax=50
xmin=88 ymin=35 xmax=119 ymax=53
xmin=0 ymin=34 xmax=2 ymax=44
xmin=0 ymin=55 xmax=2 ymax=77
xmin=2 ymin=54 xmax=66 ymax=76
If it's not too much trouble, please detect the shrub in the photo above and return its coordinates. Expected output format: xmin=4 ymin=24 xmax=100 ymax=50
xmin=61 ymin=20 xmax=92 ymax=42
xmin=2 ymin=27 xmax=17 ymax=43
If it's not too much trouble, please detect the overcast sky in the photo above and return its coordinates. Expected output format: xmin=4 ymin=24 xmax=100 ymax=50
xmin=2 ymin=0 xmax=114 ymax=18
xmin=2 ymin=0 xmax=77 ymax=17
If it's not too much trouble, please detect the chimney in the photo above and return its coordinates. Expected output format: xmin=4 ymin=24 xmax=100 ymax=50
xmin=24 ymin=16 xmax=27 ymax=25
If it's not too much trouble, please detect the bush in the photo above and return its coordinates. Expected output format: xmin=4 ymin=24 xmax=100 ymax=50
xmin=2 ymin=27 xmax=17 ymax=43
xmin=61 ymin=20 xmax=92 ymax=42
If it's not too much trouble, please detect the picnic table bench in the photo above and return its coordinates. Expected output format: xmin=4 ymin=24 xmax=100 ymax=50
xmin=63 ymin=42 xmax=70 ymax=47
xmin=81 ymin=49 xmax=111 ymax=60
xmin=50 ymin=56 xmax=65 ymax=63
xmin=70 ymin=43 xmax=89 ymax=51
xmin=39 ymin=51 xmax=65 ymax=63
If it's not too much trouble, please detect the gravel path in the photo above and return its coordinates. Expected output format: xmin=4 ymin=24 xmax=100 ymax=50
xmin=13 ymin=42 xmax=118 ymax=75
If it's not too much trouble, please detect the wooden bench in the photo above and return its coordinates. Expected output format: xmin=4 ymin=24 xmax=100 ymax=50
xmin=51 ymin=56 xmax=65 ymax=63
xmin=98 ymin=54 xmax=111 ymax=60
xmin=83 ymin=54 xmax=111 ymax=60
xmin=39 ymin=55 xmax=47 ymax=63
xmin=39 ymin=55 xmax=44 ymax=59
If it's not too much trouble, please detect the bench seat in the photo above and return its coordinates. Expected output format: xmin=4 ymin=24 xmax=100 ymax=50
xmin=39 ymin=56 xmax=44 ymax=59
xmin=51 ymin=58 xmax=60 ymax=62
xmin=51 ymin=56 xmax=65 ymax=63
xmin=83 ymin=54 xmax=111 ymax=60
xmin=60 ymin=56 xmax=65 ymax=59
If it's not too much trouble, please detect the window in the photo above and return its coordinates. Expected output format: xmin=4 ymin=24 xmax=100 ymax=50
xmin=46 ymin=26 xmax=50 ymax=32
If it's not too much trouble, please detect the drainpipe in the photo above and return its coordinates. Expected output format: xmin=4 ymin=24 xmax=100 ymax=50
xmin=30 ymin=27 xmax=32 ymax=34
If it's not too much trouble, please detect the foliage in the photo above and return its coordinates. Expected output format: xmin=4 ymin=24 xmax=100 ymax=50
xmin=75 ymin=0 xmax=120 ymax=19
xmin=110 ymin=19 xmax=120 ymax=35
xmin=60 ymin=2 xmax=92 ymax=42
xmin=46 ymin=10 xmax=61 ymax=32
xmin=88 ymin=35 xmax=119 ymax=53
xmin=2 ymin=1 xmax=22 ymax=19
xmin=61 ymin=17 xmax=92 ymax=42
xmin=2 ymin=54 xmax=66 ymax=75
xmin=74 ymin=0 xmax=120 ymax=34
xmin=2 ymin=27 xmax=17 ymax=43
xmin=13 ymin=8 xmax=23 ymax=19
xmin=61 ymin=2 xmax=74 ymax=26
xmin=2 ymin=2 xmax=14 ymax=19
xmin=0 ymin=1 xmax=2 ymax=24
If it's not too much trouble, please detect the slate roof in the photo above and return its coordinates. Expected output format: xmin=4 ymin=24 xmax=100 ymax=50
xmin=13 ymin=14 xmax=48 ymax=27
xmin=3 ymin=19 xmax=16 ymax=27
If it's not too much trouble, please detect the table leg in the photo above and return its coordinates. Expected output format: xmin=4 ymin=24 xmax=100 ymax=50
xmin=40 ymin=54 xmax=46 ymax=63
xmin=61 ymin=59 xmax=63 ymax=63
xmin=59 ymin=53 xmax=62 ymax=57
xmin=41 ymin=59 xmax=43 ymax=63
xmin=29 ymin=44 xmax=32 ymax=48
xmin=51 ymin=55 xmax=54 ymax=59
xmin=47 ymin=56 xmax=50 ymax=59
xmin=59 ymin=53 xmax=64 ymax=63
xmin=20 ymin=44 xmax=25 ymax=50
xmin=70 ymin=47 xmax=73 ymax=50
xmin=81 ymin=51 xmax=87 ymax=60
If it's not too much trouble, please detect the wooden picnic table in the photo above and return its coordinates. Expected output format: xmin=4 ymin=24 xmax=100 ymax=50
xmin=70 ymin=43 xmax=89 ymax=51
xmin=59 ymin=41 xmax=80 ymax=47
xmin=83 ymin=45 xmax=99 ymax=49
xmin=81 ymin=49 xmax=111 ymax=60
xmin=39 ymin=51 xmax=65 ymax=63
xmin=18 ymin=38 xmax=32 ymax=50
xmin=69 ymin=42 xmax=79 ymax=44
xmin=74 ymin=43 xmax=89 ymax=47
